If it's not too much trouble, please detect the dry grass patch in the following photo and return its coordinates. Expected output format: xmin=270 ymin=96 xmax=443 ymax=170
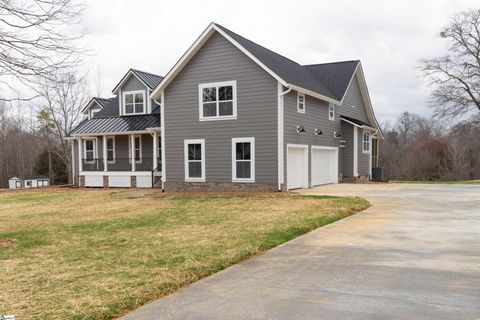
xmin=0 ymin=188 xmax=369 ymax=319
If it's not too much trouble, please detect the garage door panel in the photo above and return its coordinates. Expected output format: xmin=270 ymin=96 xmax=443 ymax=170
xmin=312 ymin=148 xmax=338 ymax=186
xmin=287 ymin=146 xmax=308 ymax=190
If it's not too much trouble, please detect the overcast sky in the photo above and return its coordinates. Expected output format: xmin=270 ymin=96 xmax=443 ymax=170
xmin=80 ymin=0 xmax=479 ymax=124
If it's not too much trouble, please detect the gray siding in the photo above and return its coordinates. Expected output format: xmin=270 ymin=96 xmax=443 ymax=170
xmin=337 ymin=76 xmax=371 ymax=125
xmin=341 ymin=122 xmax=353 ymax=177
xmin=164 ymin=32 xmax=278 ymax=183
xmin=283 ymin=90 xmax=342 ymax=187
xmin=119 ymin=75 xmax=155 ymax=115
xmin=357 ymin=129 xmax=371 ymax=177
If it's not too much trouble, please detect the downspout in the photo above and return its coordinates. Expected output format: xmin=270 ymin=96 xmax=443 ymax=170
xmin=278 ymin=84 xmax=292 ymax=191
xmin=154 ymin=97 xmax=165 ymax=192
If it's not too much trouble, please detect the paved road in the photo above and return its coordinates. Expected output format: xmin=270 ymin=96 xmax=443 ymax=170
xmin=121 ymin=184 xmax=480 ymax=320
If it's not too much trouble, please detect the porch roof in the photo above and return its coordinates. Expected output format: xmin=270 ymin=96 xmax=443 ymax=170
xmin=70 ymin=114 xmax=160 ymax=135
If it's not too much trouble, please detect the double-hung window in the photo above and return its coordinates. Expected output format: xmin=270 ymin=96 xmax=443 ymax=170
xmin=123 ymin=90 xmax=145 ymax=115
xmin=106 ymin=137 xmax=115 ymax=163
xmin=232 ymin=138 xmax=255 ymax=182
xmin=184 ymin=139 xmax=205 ymax=181
xmin=363 ymin=131 xmax=371 ymax=153
xmin=328 ymin=103 xmax=335 ymax=121
xmin=84 ymin=139 xmax=96 ymax=163
xmin=129 ymin=135 xmax=142 ymax=163
xmin=297 ymin=93 xmax=305 ymax=113
xmin=199 ymin=81 xmax=237 ymax=120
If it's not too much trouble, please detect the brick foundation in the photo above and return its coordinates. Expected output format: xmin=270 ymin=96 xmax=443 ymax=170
xmin=164 ymin=181 xmax=278 ymax=192
xmin=79 ymin=176 xmax=85 ymax=187
xmin=103 ymin=176 xmax=109 ymax=188
xmin=131 ymin=176 xmax=137 ymax=188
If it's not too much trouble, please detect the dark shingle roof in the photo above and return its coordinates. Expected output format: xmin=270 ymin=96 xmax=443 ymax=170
xmin=341 ymin=115 xmax=372 ymax=127
xmin=214 ymin=23 xmax=358 ymax=102
xmin=304 ymin=61 xmax=359 ymax=101
xmin=71 ymin=114 xmax=160 ymax=135
xmin=131 ymin=69 xmax=164 ymax=90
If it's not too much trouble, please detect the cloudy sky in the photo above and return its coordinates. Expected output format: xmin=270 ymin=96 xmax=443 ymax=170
xmin=80 ymin=0 xmax=479 ymax=124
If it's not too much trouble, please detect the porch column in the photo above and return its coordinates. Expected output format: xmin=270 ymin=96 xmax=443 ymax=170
xmin=130 ymin=134 xmax=136 ymax=172
xmin=78 ymin=137 xmax=83 ymax=172
xmin=152 ymin=131 xmax=158 ymax=170
xmin=103 ymin=135 xmax=108 ymax=172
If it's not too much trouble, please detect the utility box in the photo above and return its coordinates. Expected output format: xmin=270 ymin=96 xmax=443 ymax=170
xmin=372 ymin=167 xmax=385 ymax=181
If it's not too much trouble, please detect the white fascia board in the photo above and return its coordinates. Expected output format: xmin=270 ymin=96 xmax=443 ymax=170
xmin=112 ymin=70 xmax=150 ymax=94
xmin=71 ymin=130 xmax=155 ymax=137
xmin=81 ymin=98 xmax=101 ymax=114
xmin=289 ymin=85 xmax=340 ymax=105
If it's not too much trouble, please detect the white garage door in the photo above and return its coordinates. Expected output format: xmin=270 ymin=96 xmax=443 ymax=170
xmin=311 ymin=147 xmax=338 ymax=186
xmin=287 ymin=145 xmax=308 ymax=190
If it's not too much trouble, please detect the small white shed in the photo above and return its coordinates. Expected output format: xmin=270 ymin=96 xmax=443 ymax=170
xmin=8 ymin=175 xmax=49 ymax=189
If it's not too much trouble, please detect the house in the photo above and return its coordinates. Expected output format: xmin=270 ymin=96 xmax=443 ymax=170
xmin=8 ymin=175 xmax=49 ymax=189
xmin=68 ymin=23 xmax=382 ymax=191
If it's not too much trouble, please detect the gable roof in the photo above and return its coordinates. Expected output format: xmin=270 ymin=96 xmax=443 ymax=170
xmin=94 ymin=96 xmax=119 ymax=117
xmin=149 ymin=22 xmax=382 ymax=137
xmin=112 ymin=68 xmax=164 ymax=94
xmin=304 ymin=61 xmax=359 ymax=102
xmin=81 ymin=97 xmax=112 ymax=114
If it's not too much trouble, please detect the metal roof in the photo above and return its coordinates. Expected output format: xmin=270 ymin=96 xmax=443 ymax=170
xmin=94 ymin=96 xmax=119 ymax=117
xmin=71 ymin=114 xmax=160 ymax=135
xmin=131 ymin=69 xmax=164 ymax=90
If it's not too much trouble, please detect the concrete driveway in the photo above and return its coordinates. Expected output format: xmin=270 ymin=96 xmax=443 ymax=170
xmin=121 ymin=183 xmax=480 ymax=320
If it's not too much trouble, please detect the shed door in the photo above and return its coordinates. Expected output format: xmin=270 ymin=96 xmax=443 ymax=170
xmin=311 ymin=148 xmax=338 ymax=186
xmin=287 ymin=146 xmax=308 ymax=190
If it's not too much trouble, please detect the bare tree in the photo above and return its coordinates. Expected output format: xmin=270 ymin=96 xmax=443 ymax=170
xmin=420 ymin=9 xmax=480 ymax=119
xmin=35 ymin=72 xmax=88 ymax=182
xmin=0 ymin=0 xmax=86 ymax=101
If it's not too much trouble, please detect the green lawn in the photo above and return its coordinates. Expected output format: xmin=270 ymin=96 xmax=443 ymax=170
xmin=0 ymin=188 xmax=369 ymax=319
xmin=391 ymin=180 xmax=480 ymax=185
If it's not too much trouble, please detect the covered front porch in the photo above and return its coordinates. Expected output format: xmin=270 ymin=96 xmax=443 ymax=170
xmin=71 ymin=129 xmax=162 ymax=188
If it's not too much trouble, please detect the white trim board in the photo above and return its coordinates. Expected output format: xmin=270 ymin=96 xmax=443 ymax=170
xmin=112 ymin=69 xmax=151 ymax=94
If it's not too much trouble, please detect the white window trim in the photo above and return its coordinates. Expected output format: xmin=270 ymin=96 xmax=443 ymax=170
xmin=184 ymin=139 xmax=205 ymax=182
xmin=106 ymin=136 xmax=115 ymax=164
xmin=122 ymin=90 xmax=146 ymax=115
xmin=128 ymin=135 xmax=143 ymax=163
xmin=83 ymin=138 xmax=97 ymax=163
xmin=328 ymin=103 xmax=335 ymax=121
xmin=297 ymin=93 xmax=305 ymax=114
xmin=232 ymin=137 xmax=255 ymax=183
xmin=362 ymin=130 xmax=371 ymax=154
xmin=198 ymin=80 xmax=237 ymax=121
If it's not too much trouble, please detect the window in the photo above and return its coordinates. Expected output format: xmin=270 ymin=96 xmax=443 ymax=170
xmin=232 ymin=138 xmax=255 ymax=182
xmin=123 ymin=90 xmax=145 ymax=115
xmin=328 ymin=104 xmax=335 ymax=121
xmin=84 ymin=139 xmax=96 ymax=162
xmin=297 ymin=93 xmax=305 ymax=113
xmin=15 ymin=181 xmax=21 ymax=188
xmin=184 ymin=139 xmax=205 ymax=181
xmin=363 ymin=131 xmax=371 ymax=153
xmin=129 ymin=135 xmax=142 ymax=162
xmin=106 ymin=137 xmax=115 ymax=163
xmin=199 ymin=81 xmax=237 ymax=120
xmin=26 ymin=181 xmax=32 ymax=187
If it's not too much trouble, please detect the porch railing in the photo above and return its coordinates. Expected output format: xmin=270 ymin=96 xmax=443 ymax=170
xmin=81 ymin=157 xmax=161 ymax=172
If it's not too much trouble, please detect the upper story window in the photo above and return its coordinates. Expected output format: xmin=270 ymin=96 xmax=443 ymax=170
xmin=363 ymin=131 xmax=371 ymax=153
xmin=123 ymin=90 xmax=145 ymax=115
xmin=199 ymin=81 xmax=237 ymax=121
xmin=328 ymin=103 xmax=335 ymax=121
xmin=297 ymin=93 xmax=305 ymax=114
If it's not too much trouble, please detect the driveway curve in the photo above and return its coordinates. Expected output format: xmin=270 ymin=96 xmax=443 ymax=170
xmin=121 ymin=183 xmax=480 ymax=320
